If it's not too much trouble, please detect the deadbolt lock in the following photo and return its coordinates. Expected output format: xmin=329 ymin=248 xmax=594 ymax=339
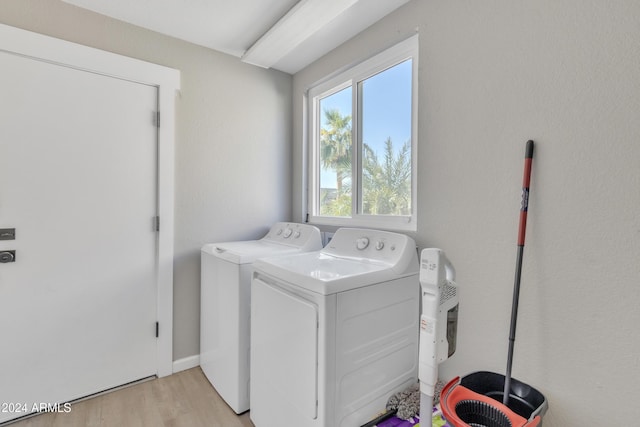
xmin=0 ymin=250 xmax=15 ymax=263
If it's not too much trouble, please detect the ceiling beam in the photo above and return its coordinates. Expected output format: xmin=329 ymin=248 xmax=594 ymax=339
xmin=241 ymin=0 xmax=359 ymax=69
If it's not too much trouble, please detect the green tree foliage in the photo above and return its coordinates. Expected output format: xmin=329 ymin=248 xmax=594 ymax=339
xmin=320 ymin=109 xmax=352 ymax=194
xmin=319 ymin=109 xmax=411 ymax=217
xmin=362 ymin=137 xmax=411 ymax=215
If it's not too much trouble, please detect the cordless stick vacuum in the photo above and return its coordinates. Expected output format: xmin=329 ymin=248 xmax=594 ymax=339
xmin=419 ymin=248 xmax=459 ymax=419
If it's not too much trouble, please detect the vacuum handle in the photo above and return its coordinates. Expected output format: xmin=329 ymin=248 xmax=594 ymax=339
xmin=444 ymin=258 xmax=456 ymax=283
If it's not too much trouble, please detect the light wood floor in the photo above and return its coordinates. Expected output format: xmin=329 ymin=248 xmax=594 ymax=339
xmin=7 ymin=368 xmax=255 ymax=427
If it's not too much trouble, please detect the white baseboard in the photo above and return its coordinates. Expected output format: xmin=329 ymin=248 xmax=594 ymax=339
xmin=172 ymin=355 xmax=200 ymax=373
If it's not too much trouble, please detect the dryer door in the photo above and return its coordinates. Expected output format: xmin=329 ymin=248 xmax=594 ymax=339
xmin=251 ymin=277 xmax=318 ymax=420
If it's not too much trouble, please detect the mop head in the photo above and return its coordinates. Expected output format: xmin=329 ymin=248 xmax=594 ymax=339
xmin=386 ymin=383 xmax=420 ymax=420
xmin=386 ymin=381 xmax=446 ymax=420
xmin=434 ymin=380 xmax=445 ymax=404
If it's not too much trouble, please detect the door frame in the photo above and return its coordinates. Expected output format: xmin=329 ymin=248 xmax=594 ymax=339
xmin=0 ymin=23 xmax=179 ymax=377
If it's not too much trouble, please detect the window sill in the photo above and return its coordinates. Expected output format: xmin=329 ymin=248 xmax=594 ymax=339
xmin=308 ymin=214 xmax=417 ymax=232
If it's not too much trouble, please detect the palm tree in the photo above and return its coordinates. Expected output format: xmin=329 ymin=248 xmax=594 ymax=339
xmin=362 ymin=137 xmax=411 ymax=215
xmin=320 ymin=109 xmax=352 ymax=195
xmin=319 ymin=108 xmax=411 ymax=217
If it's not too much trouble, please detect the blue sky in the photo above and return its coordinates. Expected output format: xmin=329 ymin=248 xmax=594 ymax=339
xmin=319 ymin=59 xmax=412 ymax=189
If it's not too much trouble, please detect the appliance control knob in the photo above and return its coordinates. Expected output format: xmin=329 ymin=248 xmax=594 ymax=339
xmin=356 ymin=237 xmax=369 ymax=250
xmin=294 ymin=231 xmax=301 ymax=238
xmin=283 ymin=228 xmax=293 ymax=238
xmin=375 ymin=240 xmax=385 ymax=250
xmin=276 ymin=228 xmax=283 ymax=235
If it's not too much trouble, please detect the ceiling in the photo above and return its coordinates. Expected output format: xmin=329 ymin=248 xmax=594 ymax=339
xmin=61 ymin=0 xmax=411 ymax=74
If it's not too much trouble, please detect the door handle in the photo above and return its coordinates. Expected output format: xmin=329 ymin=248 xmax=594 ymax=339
xmin=0 ymin=251 xmax=15 ymax=263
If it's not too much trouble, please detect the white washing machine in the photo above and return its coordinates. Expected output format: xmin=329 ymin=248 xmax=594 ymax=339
xmin=250 ymin=228 xmax=420 ymax=427
xmin=200 ymin=222 xmax=322 ymax=414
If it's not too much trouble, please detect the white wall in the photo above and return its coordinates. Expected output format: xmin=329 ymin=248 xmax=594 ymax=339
xmin=293 ymin=1 xmax=640 ymax=425
xmin=0 ymin=0 xmax=292 ymax=362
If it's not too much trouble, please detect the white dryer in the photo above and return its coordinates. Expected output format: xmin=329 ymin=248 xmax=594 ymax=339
xmin=200 ymin=222 xmax=322 ymax=414
xmin=250 ymin=228 xmax=420 ymax=427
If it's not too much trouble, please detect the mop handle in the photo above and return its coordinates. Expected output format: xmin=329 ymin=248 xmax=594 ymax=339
xmin=518 ymin=141 xmax=534 ymax=246
xmin=503 ymin=140 xmax=534 ymax=406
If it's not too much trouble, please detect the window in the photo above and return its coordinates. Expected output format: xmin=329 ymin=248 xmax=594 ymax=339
xmin=307 ymin=36 xmax=418 ymax=230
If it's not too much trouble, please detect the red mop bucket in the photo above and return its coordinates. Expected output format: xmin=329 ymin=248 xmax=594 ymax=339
xmin=440 ymin=372 xmax=547 ymax=427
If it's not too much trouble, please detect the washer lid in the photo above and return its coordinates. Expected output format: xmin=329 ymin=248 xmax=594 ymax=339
xmin=253 ymin=252 xmax=414 ymax=295
xmin=200 ymin=222 xmax=322 ymax=265
xmin=202 ymin=240 xmax=303 ymax=264
xmin=253 ymin=227 xmax=419 ymax=294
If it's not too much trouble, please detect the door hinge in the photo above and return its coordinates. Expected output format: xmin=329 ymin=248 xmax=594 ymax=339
xmin=156 ymin=322 xmax=159 ymax=338
xmin=153 ymin=111 xmax=160 ymax=128
xmin=153 ymin=216 xmax=160 ymax=232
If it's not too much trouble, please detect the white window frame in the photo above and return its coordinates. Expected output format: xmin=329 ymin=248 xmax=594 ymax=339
xmin=306 ymin=35 xmax=418 ymax=231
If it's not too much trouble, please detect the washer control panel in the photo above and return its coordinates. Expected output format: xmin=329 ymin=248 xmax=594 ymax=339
xmin=323 ymin=228 xmax=417 ymax=274
xmin=264 ymin=222 xmax=322 ymax=250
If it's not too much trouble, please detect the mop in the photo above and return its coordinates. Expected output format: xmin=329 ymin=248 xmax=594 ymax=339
xmin=360 ymin=380 xmax=447 ymax=427
xmin=438 ymin=140 xmax=548 ymax=427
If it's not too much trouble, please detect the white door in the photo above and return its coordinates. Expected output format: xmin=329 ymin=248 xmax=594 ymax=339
xmin=0 ymin=51 xmax=158 ymax=423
